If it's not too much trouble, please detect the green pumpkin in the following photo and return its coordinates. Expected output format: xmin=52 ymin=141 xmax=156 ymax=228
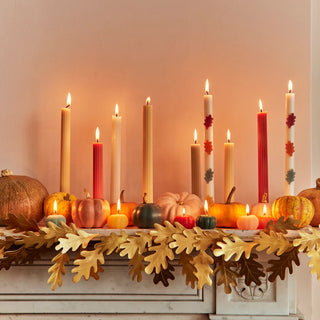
xmin=196 ymin=214 xmax=216 ymax=229
xmin=133 ymin=193 xmax=164 ymax=228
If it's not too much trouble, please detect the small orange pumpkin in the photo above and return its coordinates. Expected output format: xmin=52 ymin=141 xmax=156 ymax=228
xmin=208 ymin=187 xmax=246 ymax=228
xmin=71 ymin=190 xmax=110 ymax=228
xmin=272 ymin=195 xmax=314 ymax=228
xmin=110 ymin=190 xmax=137 ymax=226
xmin=251 ymin=193 xmax=272 ymax=217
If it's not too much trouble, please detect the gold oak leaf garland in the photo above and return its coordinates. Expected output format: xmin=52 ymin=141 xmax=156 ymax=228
xmin=1 ymin=219 xmax=320 ymax=293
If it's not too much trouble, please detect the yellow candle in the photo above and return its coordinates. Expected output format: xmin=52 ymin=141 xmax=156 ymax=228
xmin=108 ymin=198 xmax=128 ymax=229
xmin=224 ymin=129 xmax=234 ymax=202
xmin=60 ymin=93 xmax=71 ymax=193
xmin=143 ymin=97 xmax=153 ymax=203
xmin=191 ymin=129 xmax=201 ymax=197
xmin=110 ymin=104 xmax=122 ymax=204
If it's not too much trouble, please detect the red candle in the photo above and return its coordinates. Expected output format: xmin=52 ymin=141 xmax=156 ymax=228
xmin=257 ymin=99 xmax=269 ymax=203
xmin=173 ymin=208 xmax=195 ymax=229
xmin=93 ymin=127 xmax=103 ymax=199
xmin=257 ymin=204 xmax=275 ymax=229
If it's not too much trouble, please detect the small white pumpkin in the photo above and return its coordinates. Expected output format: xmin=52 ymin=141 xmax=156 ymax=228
xmin=156 ymin=192 xmax=204 ymax=223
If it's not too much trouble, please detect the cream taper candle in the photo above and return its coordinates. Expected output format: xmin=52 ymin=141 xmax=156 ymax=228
xmin=224 ymin=129 xmax=234 ymax=202
xmin=110 ymin=104 xmax=122 ymax=204
xmin=60 ymin=92 xmax=71 ymax=193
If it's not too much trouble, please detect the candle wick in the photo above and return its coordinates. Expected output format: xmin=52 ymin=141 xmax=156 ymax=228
xmin=96 ymin=139 xmax=99 ymax=143
xmin=66 ymin=104 xmax=70 ymax=109
xmin=195 ymin=139 xmax=197 ymax=144
xmin=206 ymin=91 xmax=209 ymax=95
xmin=227 ymin=139 xmax=230 ymax=143
xmin=289 ymin=89 xmax=292 ymax=93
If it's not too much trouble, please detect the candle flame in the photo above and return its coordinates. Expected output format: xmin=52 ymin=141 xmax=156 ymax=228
xmin=146 ymin=97 xmax=151 ymax=105
xmin=117 ymin=198 xmax=121 ymax=213
xmin=263 ymin=204 xmax=267 ymax=216
xmin=227 ymin=129 xmax=231 ymax=143
xmin=115 ymin=104 xmax=119 ymax=116
xmin=259 ymin=99 xmax=263 ymax=112
xmin=288 ymin=80 xmax=293 ymax=93
xmin=204 ymin=200 xmax=208 ymax=214
xmin=205 ymin=79 xmax=209 ymax=94
xmin=96 ymin=127 xmax=100 ymax=142
xmin=246 ymin=204 xmax=250 ymax=215
xmin=194 ymin=129 xmax=198 ymax=143
xmin=182 ymin=207 xmax=185 ymax=216
xmin=66 ymin=92 xmax=71 ymax=106
xmin=53 ymin=200 xmax=57 ymax=214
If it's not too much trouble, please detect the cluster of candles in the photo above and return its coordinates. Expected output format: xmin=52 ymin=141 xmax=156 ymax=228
xmin=59 ymin=80 xmax=295 ymax=211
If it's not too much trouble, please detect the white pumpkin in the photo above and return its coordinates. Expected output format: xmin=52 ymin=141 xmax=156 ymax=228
xmin=156 ymin=192 xmax=204 ymax=223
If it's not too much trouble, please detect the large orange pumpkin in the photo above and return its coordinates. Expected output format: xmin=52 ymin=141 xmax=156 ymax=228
xmin=208 ymin=187 xmax=246 ymax=228
xmin=0 ymin=169 xmax=48 ymax=222
xmin=272 ymin=196 xmax=314 ymax=228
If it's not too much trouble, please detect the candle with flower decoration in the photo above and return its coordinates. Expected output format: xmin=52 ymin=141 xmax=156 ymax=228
xmin=108 ymin=199 xmax=129 ymax=229
xmin=285 ymin=80 xmax=295 ymax=195
xmin=93 ymin=127 xmax=103 ymax=199
xmin=60 ymin=92 xmax=71 ymax=193
xmin=224 ymin=130 xmax=234 ymax=202
xmin=174 ymin=207 xmax=195 ymax=229
xmin=45 ymin=200 xmax=66 ymax=226
xmin=110 ymin=104 xmax=122 ymax=204
xmin=191 ymin=129 xmax=201 ymax=197
xmin=236 ymin=204 xmax=259 ymax=230
xmin=204 ymin=79 xmax=214 ymax=200
xmin=257 ymin=99 xmax=269 ymax=203
xmin=143 ymin=97 xmax=153 ymax=203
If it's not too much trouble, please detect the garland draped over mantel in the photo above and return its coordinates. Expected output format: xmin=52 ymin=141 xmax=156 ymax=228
xmin=0 ymin=214 xmax=320 ymax=293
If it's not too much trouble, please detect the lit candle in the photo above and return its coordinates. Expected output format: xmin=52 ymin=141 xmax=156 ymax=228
xmin=60 ymin=92 xmax=71 ymax=193
xmin=45 ymin=200 xmax=66 ymax=226
xmin=224 ymin=130 xmax=234 ymax=202
xmin=191 ymin=129 xmax=201 ymax=197
xmin=108 ymin=198 xmax=129 ymax=229
xmin=110 ymin=104 xmax=122 ymax=204
xmin=236 ymin=204 xmax=259 ymax=230
xmin=204 ymin=79 xmax=214 ymax=200
xmin=257 ymin=99 xmax=269 ymax=202
xmin=257 ymin=204 xmax=274 ymax=229
xmin=143 ymin=97 xmax=153 ymax=202
xmin=285 ymin=80 xmax=295 ymax=195
xmin=93 ymin=127 xmax=103 ymax=199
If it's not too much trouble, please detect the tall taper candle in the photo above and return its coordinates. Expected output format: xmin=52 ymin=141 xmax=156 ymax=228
xmin=285 ymin=80 xmax=295 ymax=195
xmin=110 ymin=104 xmax=122 ymax=204
xmin=93 ymin=127 xmax=103 ymax=199
xmin=143 ymin=97 xmax=153 ymax=202
xmin=204 ymin=79 xmax=214 ymax=200
xmin=257 ymin=99 xmax=269 ymax=202
xmin=60 ymin=93 xmax=71 ymax=193
xmin=191 ymin=129 xmax=201 ymax=197
xmin=224 ymin=130 xmax=234 ymax=202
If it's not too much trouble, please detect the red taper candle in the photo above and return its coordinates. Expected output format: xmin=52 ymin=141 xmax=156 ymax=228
xmin=257 ymin=99 xmax=269 ymax=202
xmin=93 ymin=127 xmax=103 ymax=199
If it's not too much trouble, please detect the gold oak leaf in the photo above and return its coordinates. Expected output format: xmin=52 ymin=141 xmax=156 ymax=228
xmin=0 ymin=213 xmax=39 ymax=232
xmin=0 ymin=236 xmax=16 ymax=250
xmin=42 ymin=222 xmax=78 ymax=245
xmin=169 ymin=229 xmax=197 ymax=254
xmin=267 ymin=247 xmax=300 ymax=282
xmin=72 ymin=249 xmax=105 ymax=283
xmin=15 ymin=230 xmax=50 ymax=249
xmin=293 ymin=227 xmax=320 ymax=252
xmin=89 ymin=265 xmax=104 ymax=280
xmin=308 ymin=248 xmax=320 ymax=279
xmin=129 ymin=252 xmax=145 ymax=282
xmin=238 ymin=253 xmax=265 ymax=286
xmin=0 ymin=247 xmax=4 ymax=258
xmin=179 ymin=251 xmax=197 ymax=289
xmin=47 ymin=252 xmax=70 ymax=291
xmin=152 ymin=260 xmax=175 ymax=287
xmin=194 ymin=227 xmax=226 ymax=251
xmin=213 ymin=256 xmax=238 ymax=294
xmin=120 ymin=231 xmax=152 ymax=259
xmin=55 ymin=230 xmax=98 ymax=254
xmin=214 ymin=234 xmax=257 ymax=261
xmin=263 ymin=216 xmax=299 ymax=234
xmin=96 ymin=231 xmax=128 ymax=255
xmin=192 ymin=250 xmax=214 ymax=289
xmin=255 ymin=231 xmax=293 ymax=256
xmin=150 ymin=221 xmax=184 ymax=244
xmin=144 ymin=242 xmax=175 ymax=274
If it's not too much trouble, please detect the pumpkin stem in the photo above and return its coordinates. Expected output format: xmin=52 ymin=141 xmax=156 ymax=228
xmin=1 ymin=169 xmax=13 ymax=177
xmin=226 ymin=187 xmax=236 ymax=204
xmin=120 ymin=190 xmax=125 ymax=203
xmin=143 ymin=193 xmax=147 ymax=203
xmin=64 ymin=193 xmax=71 ymax=201
xmin=84 ymin=189 xmax=91 ymax=199
xmin=261 ymin=193 xmax=268 ymax=203
xmin=316 ymin=178 xmax=320 ymax=190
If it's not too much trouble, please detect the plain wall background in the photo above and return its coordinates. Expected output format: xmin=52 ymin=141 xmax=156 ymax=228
xmin=0 ymin=0 xmax=318 ymax=318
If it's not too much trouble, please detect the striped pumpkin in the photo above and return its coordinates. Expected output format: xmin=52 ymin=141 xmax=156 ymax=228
xmin=272 ymin=196 xmax=314 ymax=228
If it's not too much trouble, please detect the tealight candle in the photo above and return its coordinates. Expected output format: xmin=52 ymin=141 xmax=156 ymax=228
xmin=45 ymin=200 xmax=66 ymax=226
xmin=174 ymin=207 xmax=195 ymax=229
xmin=196 ymin=200 xmax=216 ymax=229
xmin=257 ymin=204 xmax=275 ymax=229
xmin=108 ymin=199 xmax=129 ymax=229
xmin=236 ymin=204 xmax=259 ymax=230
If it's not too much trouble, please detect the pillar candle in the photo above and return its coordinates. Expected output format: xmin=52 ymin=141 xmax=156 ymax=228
xmin=224 ymin=130 xmax=234 ymax=202
xmin=285 ymin=80 xmax=295 ymax=195
xmin=60 ymin=93 xmax=71 ymax=193
xmin=257 ymin=99 xmax=269 ymax=202
xmin=204 ymin=79 xmax=214 ymax=200
xmin=143 ymin=97 xmax=153 ymax=203
xmin=93 ymin=127 xmax=103 ymax=199
xmin=191 ymin=129 xmax=201 ymax=197
xmin=110 ymin=104 xmax=122 ymax=204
